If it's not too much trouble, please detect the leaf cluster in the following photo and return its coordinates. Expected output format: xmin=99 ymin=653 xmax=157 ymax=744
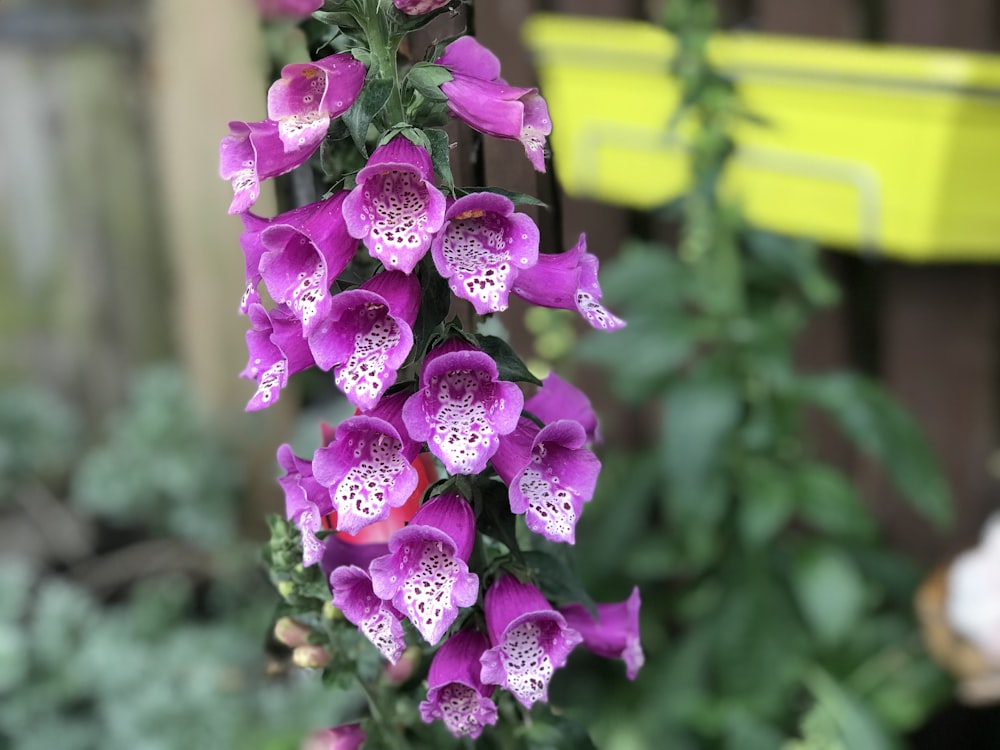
xmin=557 ymin=0 xmax=952 ymax=746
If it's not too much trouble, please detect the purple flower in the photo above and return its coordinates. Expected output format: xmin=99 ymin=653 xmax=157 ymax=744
xmin=369 ymin=493 xmax=479 ymax=645
xmin=518 ymin=92 xmax=552 ymax=173
xmin=430 ymin=192 xmax=539 ymax=314
xmin=219 ymin=119 xmax=310 ymax=215
xmin=436 ymin=37 xmax=552 ymax=172
xmin=256 ymin=0 xmax=322 ymax=20
xmin=419 ymin=628 xmax=498 ymax=739
xmin=300 ymin=723 xmax=366 ymax=750
xmin=559 ymin=587 xmax=644 ymax=681
xmin=276 ymin=444 xmax=331 ymax=567
xmin=238 ymin=213 xmax=270 ymax=313
xmin=330 ymin=565 xmax=407 ymax=664
xmin=320 ymin=536 xmax=389 ymax=581
xmin=512 ymin=233 xmax=625 ymax=331
xmin=402 ymin=339 xmax=524 ymax=475
xmin=241 ymin=302 xmax=315 ymax=411
xmin=491 ymin=418 xmax=600 ymax=544
xmin=393 ymin=0 xmax=451 ymax=15
xmin=342 ymin=136 xmax=446 ymax=274
xmin=258 ymin=192 xmax=359 ymax=336
xmin=267 ymin=53 xmax=366 ymax=153
xmin=312 ymin=410 xmax=421 ymax=536
xmin=308 ymin=271 xmax=420 ymax=410
xmin=525 ymin=372 xmax=602 ymax=445
xmin=480 ymin=576 xmax=582 ymax=708
xmin=367 ymin=388 xmax=423 ymax=454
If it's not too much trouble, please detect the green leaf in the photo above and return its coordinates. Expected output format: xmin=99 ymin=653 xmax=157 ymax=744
xmin=423 ymin=128 xmax=454 ymax=192
xmin=804 ymin=671 xmax=896 ymax=750
xmin=405 ymin=62 xmax=452 ymax=102
xmin=473 ymin=477 xmax=523 ymax=561
xmin=794 ymin=373 xmax=952 ymax=527
xmin=343 ymin=78 xmax=393 ymax=156
xmin=738 ymin=460 xmax=795 ymax=546
xmin=390 ymin=0 xmax=460 ymax=34
xmin=793 ymin=463 xmax=876 ymax=541
xmin=460 ymin=186 xmax=548 ymax=208
xmin=523 ymin=710 xmax=599 ymax=750
xmin=393 ymin=126 xmax=429 ymax=150
xmin=578 ymin=318 xmax=699 ymax=401
xmin=790 ymin=544 xmax=866 ymax=646
xmin=744 ymin=229 xmax=839 ymax=309
xmin=521 ymin=549 xmax=596 ymax=616
xmin=311 ymin=10 xmax=360 ymax=28
xmin=409 ymin=258 xmax=451 ymax=360
xmin=724 ymin=713 xmax=787 ymax=750
xmin=660 ymin=378 xmax=741 ymax=530
xmin=475 ymin=334 xmax=543 ymax=386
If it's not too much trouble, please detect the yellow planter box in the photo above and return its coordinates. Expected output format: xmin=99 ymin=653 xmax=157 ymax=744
xmin=523 ymin=14 xmax=1000 ymax=262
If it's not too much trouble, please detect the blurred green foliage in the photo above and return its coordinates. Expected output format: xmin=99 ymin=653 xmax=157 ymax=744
xmin=0 ymin=385 xmax=80 ymax=503
xmin=0 ymin=365 xmax=343 ymax=750
xmin=546 ymin=1 xmax=952 ymax=747
xmin=71 ymin=365 xmax=238 ymax=546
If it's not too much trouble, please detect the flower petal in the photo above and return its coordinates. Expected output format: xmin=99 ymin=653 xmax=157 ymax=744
xmin=402 ymin=342 xmax=524 ymax=475
xmin=559 ymin=587 xmax=644 ymax=680
xmin=525 ymin=372 xmax=602 ymax=444
xmin=330 ymin=565 xmax=407 ymax=664
xmin=511 ymin=419 xmax=600 ymax=544
xmin=343 ymin=137 xmax=446 ymax=274
xmin=512 ymin=233 xmax=625 ymax=331
xmin=259 ymin=192 xmax=358 ymax=335
xmin=308 ymin=276 xmax=418 ymax=410
xmin=431 ymin=193 xmax=539 ymax=314
xmin=369 ymin=496 xmax=478 ymax=645
xmin=219 ymin=119 xmax=313 ymax=214
xmin=480 ymin=576 xmax=582 ymax=708
xmin=267 ymin=53 xmax=366 ymax=152
xmin=312 ymin=416 xmax=419 ymax=535
xmin=419 ymin=628 xmax=498 ymax=739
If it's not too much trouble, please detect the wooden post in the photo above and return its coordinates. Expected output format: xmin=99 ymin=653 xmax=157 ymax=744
xmin=0 ymin=15 xmax=171 ymax=428
xmin=148 ymin=0 xmax=297 ymax=533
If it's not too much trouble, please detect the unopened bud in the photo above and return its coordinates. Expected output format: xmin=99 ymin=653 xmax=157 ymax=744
xmin=292 ymin=644 xmax=331 ymax=670
xmin=277 ymin=580 xmax=296 ymax=600
xmin=323 ymin=601 xmax=343 ymax=621
xmin=384 ymin=646 xmax=420 ymax=684
xmin=274 ymin=617 xmax=311 ymax=648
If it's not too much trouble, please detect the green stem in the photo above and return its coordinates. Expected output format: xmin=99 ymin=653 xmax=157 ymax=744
xmin=356 ymin=675 xmax=406 ymax=750
xmin=360 ymin=3 xmax=406 ymax=126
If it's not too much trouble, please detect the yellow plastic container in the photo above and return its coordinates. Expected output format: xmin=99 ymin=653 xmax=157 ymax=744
xmin=523 ymin=14 xmax=1000 ymax=262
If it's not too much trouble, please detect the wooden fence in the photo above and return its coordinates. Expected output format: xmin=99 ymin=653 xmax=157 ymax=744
xmin=2 ymin=0 xmax=998 ymax=558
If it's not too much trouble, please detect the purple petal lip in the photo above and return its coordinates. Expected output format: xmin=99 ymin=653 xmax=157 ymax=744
xmin=559 ymin=586 xmax=644 ymax=681
xmin=525 ymin=371 xmax=602 ymax=444
xmin=436 ymin=36 xmax=503 ymax=82
xmin=419 ymin=628 xmax=498 ymax=739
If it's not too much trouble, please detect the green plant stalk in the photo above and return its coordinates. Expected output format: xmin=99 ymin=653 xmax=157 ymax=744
xmin=360 ymin=2 xmax=407 ymax=126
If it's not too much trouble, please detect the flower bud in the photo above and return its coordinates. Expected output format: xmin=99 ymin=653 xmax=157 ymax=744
xmin=384 ymin=646 xmax=421 ymax=684
xmin=292 ymin=644 xmax=331 ymax=669
xmin=274 ymin=617 xmax=312 ymax=648
xmin=277 ymin=580 xmax=296 ymax=601
xmin=322 ymin=601 xmax=343 ymax=621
